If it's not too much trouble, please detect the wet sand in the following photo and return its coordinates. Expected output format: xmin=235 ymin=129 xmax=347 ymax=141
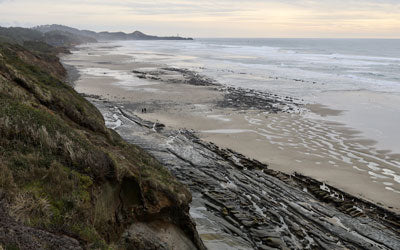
xmin=62 ymin=42 xmax=400 ymax=213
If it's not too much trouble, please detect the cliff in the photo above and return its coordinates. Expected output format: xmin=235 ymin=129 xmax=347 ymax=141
xmin=0 ymin=42 xmax=204 ymax=249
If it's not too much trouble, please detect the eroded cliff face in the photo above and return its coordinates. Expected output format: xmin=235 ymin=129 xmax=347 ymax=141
xmin=0 ymin=42 xmax=204 ymax=249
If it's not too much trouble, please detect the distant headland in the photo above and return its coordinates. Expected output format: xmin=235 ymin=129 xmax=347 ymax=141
xmin=34 ymin=24 xmax=193 ymax=41
xmin=0 ymin=24 xmax=193 ymax=47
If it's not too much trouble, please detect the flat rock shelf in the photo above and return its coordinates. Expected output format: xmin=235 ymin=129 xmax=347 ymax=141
xmin=88 ymin=96 xmax=400 ymax=250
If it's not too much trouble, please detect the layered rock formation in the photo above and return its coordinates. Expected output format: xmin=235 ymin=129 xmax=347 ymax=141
xmin=92 ymin=100 xmax=400 ymax=249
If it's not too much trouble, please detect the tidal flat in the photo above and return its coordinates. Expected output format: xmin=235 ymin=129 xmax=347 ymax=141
xmin=62 ymin=41 xmax=400 ymax=249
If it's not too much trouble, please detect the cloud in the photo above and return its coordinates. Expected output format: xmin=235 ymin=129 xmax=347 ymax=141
xmin=0 ymin=0 xmax=399 ymax=38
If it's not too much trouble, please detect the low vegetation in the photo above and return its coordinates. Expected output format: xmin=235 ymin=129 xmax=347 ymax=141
xmin=0 ymin=26 xmax=96 ymax=47
xmin=0 ymin=42 xmax=192 ymax=248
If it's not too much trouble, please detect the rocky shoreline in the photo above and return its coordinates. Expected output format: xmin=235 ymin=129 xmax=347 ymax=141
xmin=62 ymin=43 xmax=400 ymax=248
xmin=130 ymin=67 xmax=303 ymax=114
xmin=85 ymin=94 xmax=400 ymax=249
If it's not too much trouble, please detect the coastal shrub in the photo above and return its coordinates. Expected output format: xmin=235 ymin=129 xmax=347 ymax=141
xmin=0 ymin=163 xmax=15 ymax=193
xmin=23 ymin=41 xmax=54 ymax=54
xmin=1 ymin=43 xmax=106 ymax=134
xmin=70 ymin=223 xmax=107 ymax=248
xmin=3 ymin=157 xmax=97 ymax=236
xmin=9 ymin=191 xmax=52 ymax=225
xmin=0 ymin=42 xmax=192 ymax=248
xmin=0 ymin=97 xmax=118 ymax=181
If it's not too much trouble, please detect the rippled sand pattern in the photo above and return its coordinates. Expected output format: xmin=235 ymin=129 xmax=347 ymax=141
xmin=202 ymin=110 xmax=400 ymax=205
xmin=62 ymin=41 xmax=400 ymax=211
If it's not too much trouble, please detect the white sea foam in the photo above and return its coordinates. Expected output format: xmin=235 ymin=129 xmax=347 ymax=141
xmin=77 ymin=39 xmax=400 ymax=200
xmin=202 ymin=129 xmax=255 ymax=134
xmin=207 ymin=114 xmax=231 ymax=122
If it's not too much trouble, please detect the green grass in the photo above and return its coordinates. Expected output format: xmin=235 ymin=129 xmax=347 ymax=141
xmin=0 ymin=42 xmax=191 ymax=248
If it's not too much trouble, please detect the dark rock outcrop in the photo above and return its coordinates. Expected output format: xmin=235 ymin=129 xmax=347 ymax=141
xmin=93 ymin=100 xmax=400 ymax=249
xmin=130 ymin=67 xmax=302 ymax=114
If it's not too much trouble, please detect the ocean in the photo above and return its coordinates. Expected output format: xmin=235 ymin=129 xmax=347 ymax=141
xmin=62 ymin=35 xmax=400 ymax=247
xmin=113 ymin=38 xmax=400 ymax=154
xmin=67 ymin=38 xmax=400 ymax=210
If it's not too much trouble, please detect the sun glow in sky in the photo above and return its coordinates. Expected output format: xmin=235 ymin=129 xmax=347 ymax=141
xmin=1 ymin=0 xmax=399 ymax=38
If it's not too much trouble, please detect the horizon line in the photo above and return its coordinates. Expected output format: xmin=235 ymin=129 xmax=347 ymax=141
xmin=1 ymin=24 xmax=399 ymax=40
xmin=194 ymin=37 xmax=400 ymax=40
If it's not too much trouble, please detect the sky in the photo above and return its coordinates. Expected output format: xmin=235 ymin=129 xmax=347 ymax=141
xmin=0 ymin=0 xmax=399 ymax=38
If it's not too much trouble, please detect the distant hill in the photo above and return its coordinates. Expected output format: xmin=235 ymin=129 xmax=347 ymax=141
xmin=0 ymin=27 xmax=43 ymax=44
xmin=0 ymin=26 xmax=96 ymax=47
xmin=42 ymin=30 xmax=96 ymax=46
xmin=0 ymin=24 xmax=192 ymax=50
xmin=32 ymin=24 xmax=98 ymax=40
xmin=34 ymin=24 xmax=193 ymax=41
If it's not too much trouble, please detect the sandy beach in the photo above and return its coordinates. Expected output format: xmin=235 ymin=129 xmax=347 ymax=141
xmin=3 ymin=1 xmax=400 ymax=248
xmin=62 ymin=42 xmax=400 ymax=213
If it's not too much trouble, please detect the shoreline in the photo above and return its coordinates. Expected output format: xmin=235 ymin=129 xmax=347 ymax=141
xmin=61 ymin=42 xmax=400 ymax=213
xmin=80 ymin=93 xmax=400 ymax=249
xmin=61 ymin=42 xmax=400 ymax=249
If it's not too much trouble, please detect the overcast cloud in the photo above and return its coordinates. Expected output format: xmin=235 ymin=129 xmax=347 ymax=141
xmin=0 ymin=0 xmax=399 ymax=38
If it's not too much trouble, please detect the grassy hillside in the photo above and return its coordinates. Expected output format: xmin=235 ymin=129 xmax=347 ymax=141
xmin=0 ymin=42 xmax=198 ymax=248
xmin=0 ymin=26 xmax=96 ymax=47
xmin=0 ymin=27 xmax=43 ymax=44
